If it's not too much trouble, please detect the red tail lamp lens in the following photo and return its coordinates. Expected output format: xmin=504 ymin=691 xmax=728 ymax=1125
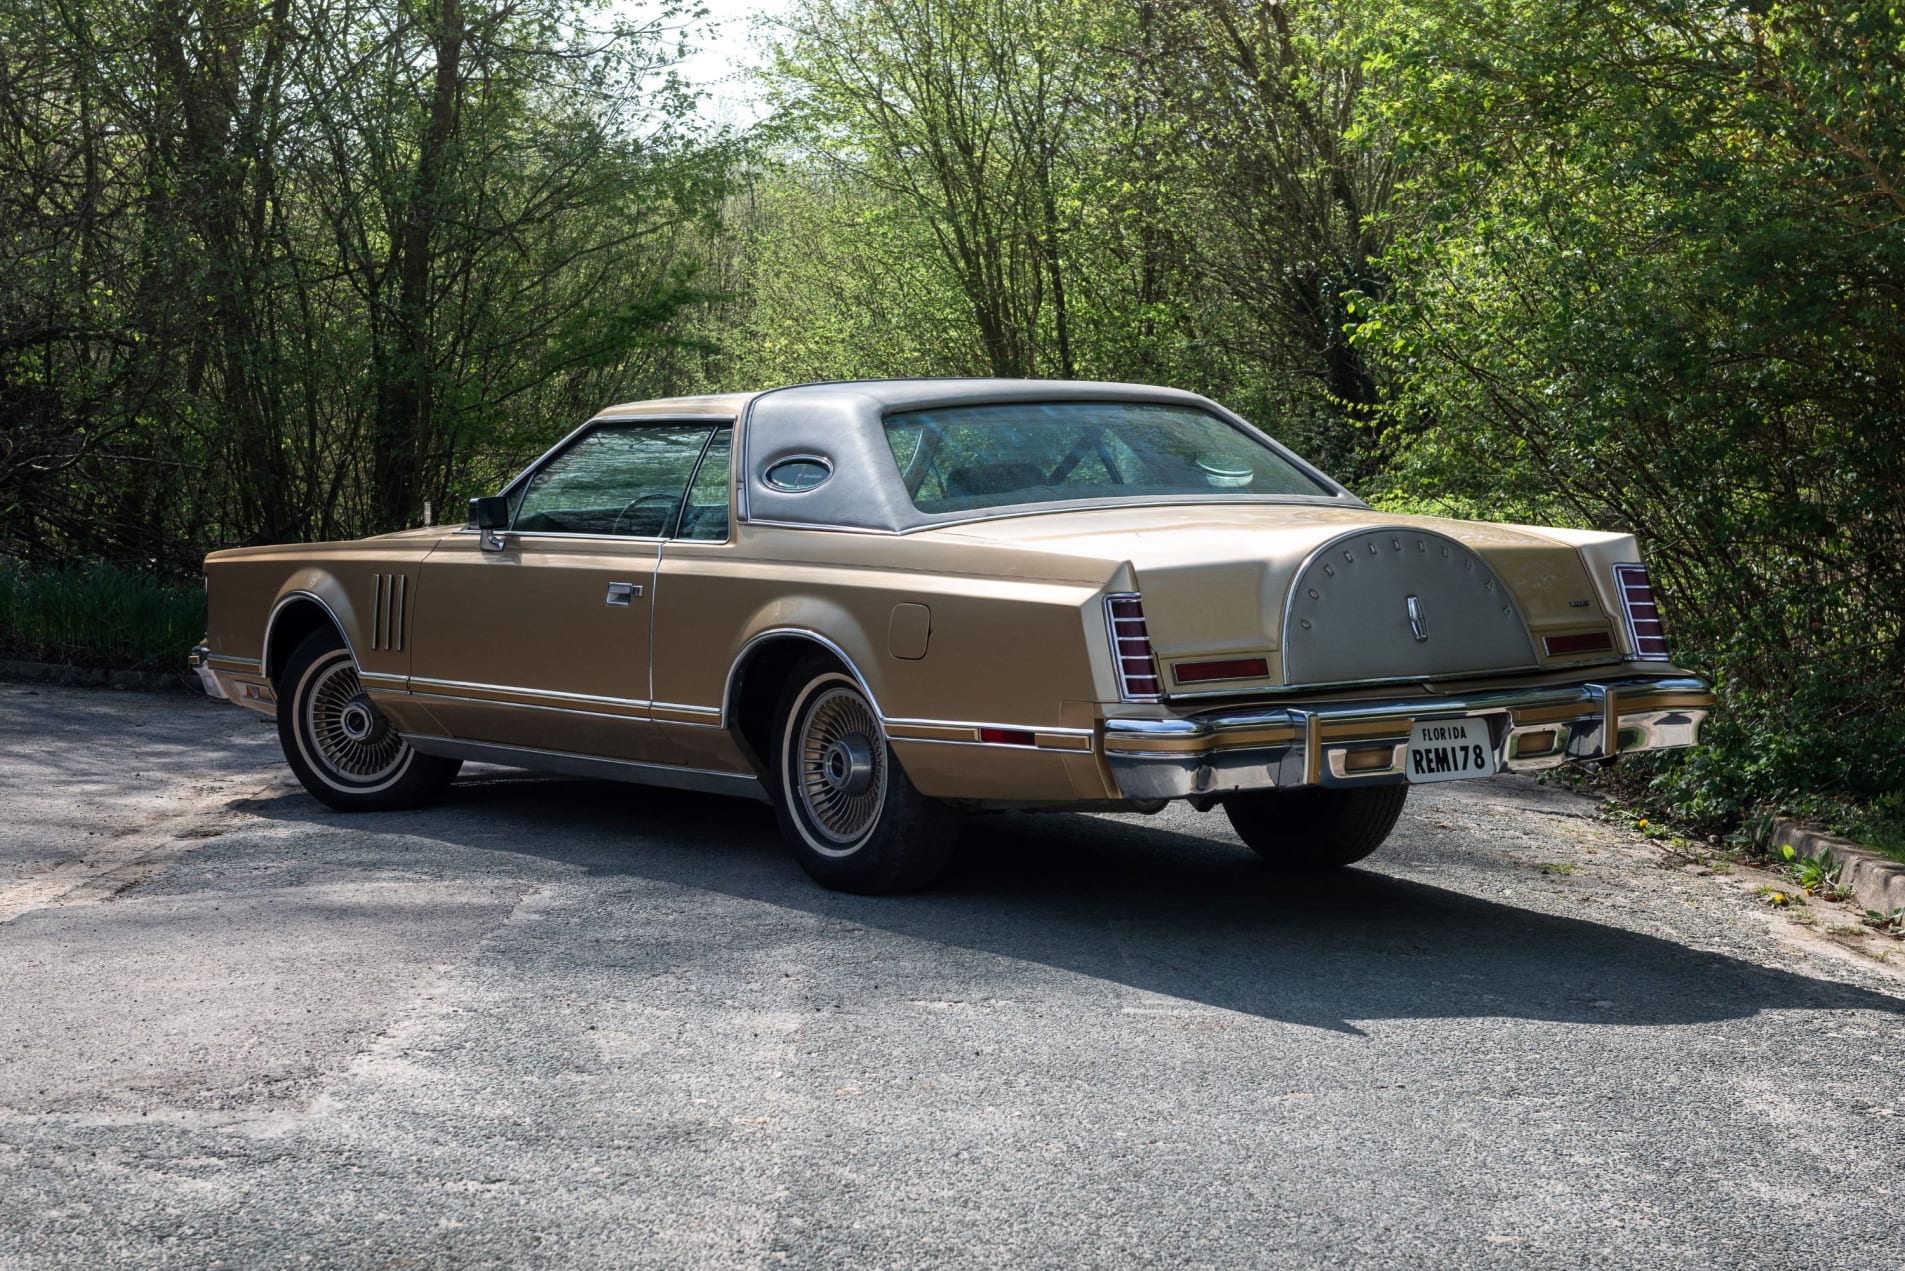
xmin=1613 ymin=564 xmax=1671 ymax=659
xmin=1543 ymin=631 xmax=1614 ymax=657
xmin=1105 ymin=593 xmax=1161 ymax=701
xmin=1173 ymin=657 xmax=1271 ymax=684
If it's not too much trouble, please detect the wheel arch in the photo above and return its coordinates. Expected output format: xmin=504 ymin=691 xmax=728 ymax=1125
xmin=263 ymin=581 xmax=360 ymax=683
xmin=723 ymin=628 xmax=885 ymax=775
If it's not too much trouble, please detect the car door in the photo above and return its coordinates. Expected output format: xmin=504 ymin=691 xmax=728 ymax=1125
xmin=408 ymin=420 xmax=723 ymax=762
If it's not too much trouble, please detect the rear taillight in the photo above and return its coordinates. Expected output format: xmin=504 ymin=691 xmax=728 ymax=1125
xmin=1613 ymin=564 xmax=1671 ymax=660
xmin=1105 ymin=593 xmax=1162 ymax=701
xmin=1174 ymin=657 xmax=1271 ymax=684
xmin=1542 ymin=630 xmax=1614 ymax=657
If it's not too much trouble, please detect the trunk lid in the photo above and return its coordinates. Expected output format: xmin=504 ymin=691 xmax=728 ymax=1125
xmin=933 ymin=504 xmax=1622 ymax=690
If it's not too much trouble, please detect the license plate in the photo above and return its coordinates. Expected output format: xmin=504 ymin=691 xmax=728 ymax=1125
xmin=1406 ymin=718 xmax=1498 ymax=784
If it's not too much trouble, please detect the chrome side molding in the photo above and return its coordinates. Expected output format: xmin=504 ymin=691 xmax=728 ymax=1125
xmin=399 ymin=734 xmax=769 ymax=803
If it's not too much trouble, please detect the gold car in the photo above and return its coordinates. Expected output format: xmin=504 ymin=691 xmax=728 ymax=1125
xmin=192 ymin=380 xmax=1711 ymax=892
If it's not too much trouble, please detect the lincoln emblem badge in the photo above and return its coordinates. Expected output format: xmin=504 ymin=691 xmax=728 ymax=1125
xmin=1406 ymin=594 xmax=1429 ymax=642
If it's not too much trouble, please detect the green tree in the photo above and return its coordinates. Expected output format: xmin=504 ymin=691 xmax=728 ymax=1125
xmin=1370 ymin=0 xmax=1905 ymax=815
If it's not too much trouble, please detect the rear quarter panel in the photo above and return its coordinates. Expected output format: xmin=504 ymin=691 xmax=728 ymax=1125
xmin=651 ymin=525 xmax=1123 ymax=800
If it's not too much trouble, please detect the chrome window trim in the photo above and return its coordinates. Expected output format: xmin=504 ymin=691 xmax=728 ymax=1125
xmin=497 ymin=413 xmax=739 ymax=503
xmin=489 ymin=422 xmax=734 ymax=546
xmin=761 ymin=453 xmax=836 ymax=493
xmin=734 ymin=494 xmax=1363 ymax=538
xmin=885 ymin=493 xmax=1359 ymax=536
xmin=670 ymin=425 xmax=737 ymax=546
xmin=739 ymin=518 xmax=896 ymax=537
xmin=501 ymin=530 xmax=671 ymax=545
xmin=879 ymin=397 xmax=1351 ymax=517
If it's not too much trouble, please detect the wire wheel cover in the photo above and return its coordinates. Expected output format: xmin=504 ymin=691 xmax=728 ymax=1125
xmin=303 ymin=656 xmax=405 ymax=783
xmin=795 ymin=685 xmax=886 ymax=847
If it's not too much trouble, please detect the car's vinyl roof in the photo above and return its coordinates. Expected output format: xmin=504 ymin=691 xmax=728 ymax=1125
xmin=575 ymin=379 xmax=1357 ymax=533
xmin=592 ymin=378 xmax=1215 ymax=420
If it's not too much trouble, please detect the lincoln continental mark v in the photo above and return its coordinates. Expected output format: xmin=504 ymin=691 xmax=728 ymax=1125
xmin=191 ymin=380 xmax=1712 ymax=892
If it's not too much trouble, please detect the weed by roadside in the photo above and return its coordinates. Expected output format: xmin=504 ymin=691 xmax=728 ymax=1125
xmin=1862 ymin=907 xmax=1905 ymax=940
xmin=1776 ymin=844 xmax=1855 ymax=902
xmin=1593 ymin=752 xmax=1905 ymax=868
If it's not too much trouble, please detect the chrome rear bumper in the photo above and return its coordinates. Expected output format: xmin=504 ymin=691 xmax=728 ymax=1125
xmin=1103 ymin=675 xmax=1712 ymax=801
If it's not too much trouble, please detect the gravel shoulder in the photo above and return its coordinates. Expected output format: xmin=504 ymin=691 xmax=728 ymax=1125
xmin=2 ymin=683 xmax=1901 ymax=1268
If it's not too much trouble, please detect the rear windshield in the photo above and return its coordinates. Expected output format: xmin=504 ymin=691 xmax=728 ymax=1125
xmin=881 ymin=401 xmax=1333 ymax=513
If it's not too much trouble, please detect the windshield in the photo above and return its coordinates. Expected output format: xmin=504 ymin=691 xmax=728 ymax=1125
xmin=881 ymin=401 xmax=1333 ymax=513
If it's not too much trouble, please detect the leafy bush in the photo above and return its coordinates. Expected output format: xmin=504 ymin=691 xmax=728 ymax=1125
xmin=1368 ymin=0 xmax=1905 ymax=848
xmin=0 ymin=560 xmax=204 ymax=670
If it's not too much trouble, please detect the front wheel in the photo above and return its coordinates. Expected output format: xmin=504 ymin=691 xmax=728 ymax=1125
xmin=276 ymin=630 xmax=460 ymax=812
xmin=771 ymin=658 xmax=959 ymax=893
xmin=1223 ymin=785 xmax=1408 ymax=869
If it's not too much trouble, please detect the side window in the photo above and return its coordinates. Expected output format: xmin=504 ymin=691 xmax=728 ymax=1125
xmin=676 ymin=427 xmax=732 ymax=541
xmin=512 ymin=424 xmax=714 ymax=537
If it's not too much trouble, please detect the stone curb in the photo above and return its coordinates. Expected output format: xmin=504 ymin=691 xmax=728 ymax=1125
xmin=0 ymin=658 xmax=195 ymax=694
xmin=1765 ymin=817 xmax=1905 ymax=918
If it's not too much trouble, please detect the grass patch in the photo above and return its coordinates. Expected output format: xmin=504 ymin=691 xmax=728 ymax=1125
xmin=0 ymin=560 xmax=204 ymax=671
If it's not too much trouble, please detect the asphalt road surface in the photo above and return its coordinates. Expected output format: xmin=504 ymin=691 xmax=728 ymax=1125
xmin=2 ymin=681 xmax=1902 ymax=1269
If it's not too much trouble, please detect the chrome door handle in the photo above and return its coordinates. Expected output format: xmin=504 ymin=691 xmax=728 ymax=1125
xmin=605 ymin=581 xmax=643 ymax=606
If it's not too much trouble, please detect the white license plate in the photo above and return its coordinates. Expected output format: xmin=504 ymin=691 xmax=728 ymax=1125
xmin=1406 ymin=718 xmax=1498 ymax=784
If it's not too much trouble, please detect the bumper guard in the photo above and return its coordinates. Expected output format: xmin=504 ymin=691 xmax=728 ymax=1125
xmin=188 ymin=644 xmax=226 ymax=700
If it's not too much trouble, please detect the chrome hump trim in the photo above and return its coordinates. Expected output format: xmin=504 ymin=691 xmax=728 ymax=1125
xmin=399 ymin=735 xmax=769 ymax=803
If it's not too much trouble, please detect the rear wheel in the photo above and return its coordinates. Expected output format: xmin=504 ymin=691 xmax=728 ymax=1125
xmin=770 ymin=657 xmax=959 ymax=893
xmin=276 ymin=630 xmax=460 ymax=812
xmin=1223 ymin=785 xmax=1408 ymax=869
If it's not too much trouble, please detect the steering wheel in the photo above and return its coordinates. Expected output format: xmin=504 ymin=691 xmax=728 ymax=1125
xmin=611 ymin=494 xmax=681 ymax=537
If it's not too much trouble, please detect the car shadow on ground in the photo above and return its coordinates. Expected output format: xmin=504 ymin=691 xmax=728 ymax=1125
xmin=242 ymin=773 xmax=1905 ymax=1035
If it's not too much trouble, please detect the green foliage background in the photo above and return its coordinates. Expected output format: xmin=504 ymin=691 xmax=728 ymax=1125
xmin=2 ymin=0 xmax=1899 ymax=831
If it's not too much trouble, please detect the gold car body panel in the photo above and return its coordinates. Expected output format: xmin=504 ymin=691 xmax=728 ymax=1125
xmin=646 ymin=526 xmax=1116 ymax=800
xmin=405 ymin=531 xmax=669 ymax=762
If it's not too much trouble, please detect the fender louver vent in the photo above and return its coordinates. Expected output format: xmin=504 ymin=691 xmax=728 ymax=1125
xmin=370 ymin=573 xmax=408 ymax=651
